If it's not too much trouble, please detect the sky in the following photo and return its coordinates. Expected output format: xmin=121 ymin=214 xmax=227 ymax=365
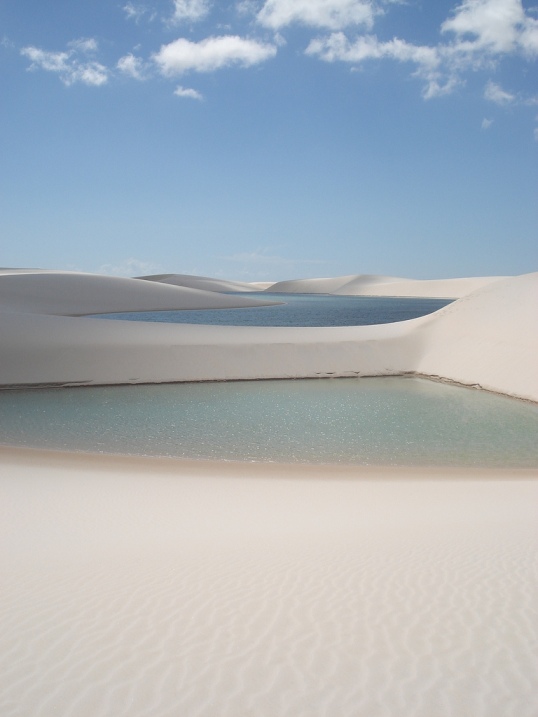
xmin=1 ymin=0 xmax=537 ymax=281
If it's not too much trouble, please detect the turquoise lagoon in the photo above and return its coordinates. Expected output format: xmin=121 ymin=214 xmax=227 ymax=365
xmin=1 ymin=377 xmax=537 ymax=467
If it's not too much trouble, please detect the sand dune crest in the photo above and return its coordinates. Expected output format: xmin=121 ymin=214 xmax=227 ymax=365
xmin=0 ymin=271 xmax=278 ymax=316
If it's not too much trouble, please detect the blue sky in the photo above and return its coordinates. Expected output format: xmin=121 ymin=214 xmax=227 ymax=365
xmin=1 ymin=0 xmax=537 ymax=280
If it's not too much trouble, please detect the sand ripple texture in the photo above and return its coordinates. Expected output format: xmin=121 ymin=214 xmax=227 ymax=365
xmin=1 ymin=464 xmax=538 ymax=717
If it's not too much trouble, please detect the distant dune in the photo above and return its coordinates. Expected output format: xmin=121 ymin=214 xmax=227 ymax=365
xmin=0 ymin=270 xmax=279 ymax=316
xmin=138 ymin=273 xmax=265 ymax=293
xmin=269 ymin=274 xmax=507 ymax=298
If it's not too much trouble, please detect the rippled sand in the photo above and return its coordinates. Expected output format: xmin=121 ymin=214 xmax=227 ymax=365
xmin=1 ymin=449 xmax=537 ymax=717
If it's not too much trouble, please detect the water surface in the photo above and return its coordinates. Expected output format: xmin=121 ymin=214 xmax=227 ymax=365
xmin=1 ymin=377 xmax=537 ymax=467
xmin=94 ymin=293 xmax=452 ymax=327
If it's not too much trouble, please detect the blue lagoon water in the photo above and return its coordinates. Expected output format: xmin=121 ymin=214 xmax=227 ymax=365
xmin=94 ymin=293 xmax=452 ymax=327
xmin=1 ymin=377 xmax=537 ymax=467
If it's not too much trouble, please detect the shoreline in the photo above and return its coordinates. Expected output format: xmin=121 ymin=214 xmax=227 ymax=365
xmin=2 ymin=370 xmax=538 ymax=407
xmin=2 ymin=444 xmax=537 ymax=479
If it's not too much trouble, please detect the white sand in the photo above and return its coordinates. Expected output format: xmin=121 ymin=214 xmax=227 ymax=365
xmin=0 ymin=270 xmax=279 ymax=315
xmin=1 ymin=447 xmax=537 ymax=717
xmin=269 ymin=273 xmax=508 ymax=298
xmin=0 ymin=270 xmax=536 ymax=401
xmin=1 ymin=270 xmax=537 ymax=715
xmin=138 ymin=272 xmax=270 ymax=293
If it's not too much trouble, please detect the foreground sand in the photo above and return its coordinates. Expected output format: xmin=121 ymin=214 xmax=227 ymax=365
xmin=1 ymin=446 xmax=537 ymax=717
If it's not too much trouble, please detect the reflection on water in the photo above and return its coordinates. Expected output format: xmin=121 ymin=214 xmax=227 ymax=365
xmin=1 ymin=377 xmax=537 ymax=467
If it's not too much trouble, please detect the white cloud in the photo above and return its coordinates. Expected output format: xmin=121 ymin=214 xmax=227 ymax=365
xmin=123 ymin=2 xmax=152 ymax=22
xmin=441 ymin=0 xmax=526 ymax=53
xmin=1 ymin=35 xmax=15 ymax=50
xmin=534 ymin=125 xmax=538 ymax=141
xmin=21 ymin=40 xmax=108 ymax=86
xmin=306 ymin=33 xmax=450 ymax=98
xmin=257 ymin=0 xmax=377 ymax=30
xmin=484 ymin=79 xmax=515 ymax=103
xmin=68 ymin=37 xmax=98 ymax=54
xmin=481 ymin=116 xmax=494 ymax=128
xmin=171 ymin=0 xmax=211 ymax=24
xmin=174 ymin=84 xmax=204 ymax=99
xmin=306 ymin=0 xmax=538 ymax=99
xmin=98 ymin=258 xmax=163 ymax=277
xmin=236 ymin=0 xmax=258 ymax=17
xmin=117 ymin=53 xmax=148 ymax=79
xmin=71 ymin=63 xmax=109 ymax=86
xmin=21 ymin=46 xmax=70 ymax=73
xmin=519 ymin=16 xmax=538 ymax=55
xmin=153 ymin=35 xmax=277 ymax=75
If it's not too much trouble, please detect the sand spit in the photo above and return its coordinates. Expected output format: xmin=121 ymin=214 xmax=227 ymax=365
xmin=269 ymin=273 xmax=507 ymax=298
xmin=1 ymin=446 xmax=537 ymax=717
xmin=0 ymin=270 xmax=536 ymax=401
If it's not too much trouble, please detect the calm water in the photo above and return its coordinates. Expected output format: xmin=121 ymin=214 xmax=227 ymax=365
xmin=94 ymin=293 xmax=452 ymax=327
xmin=1 ymin=377 xmax=537 ymax=467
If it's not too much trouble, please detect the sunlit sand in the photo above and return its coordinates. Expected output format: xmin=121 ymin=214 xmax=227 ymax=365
xmin=1 ymin=269 xmax=537 ymax=716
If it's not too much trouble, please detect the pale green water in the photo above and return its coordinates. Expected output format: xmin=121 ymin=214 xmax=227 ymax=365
xmin=1 ymin=377 xmax=537 ymax=467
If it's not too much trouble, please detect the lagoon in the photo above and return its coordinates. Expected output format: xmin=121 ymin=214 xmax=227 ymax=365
xmin=94 ymin=293 xmax=452 ymax=327
xmin=1 ymin=377 xmax=537 ymax=467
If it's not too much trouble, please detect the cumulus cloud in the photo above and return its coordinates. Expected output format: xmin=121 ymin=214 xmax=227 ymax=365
xmin=21 ymin=38 xmax=108 ymax=86
xmin=117 ymin=53 xmax=148 ymax=79
xmin=174 ymin=84 xmax=204 ymax=99
xmin=153 ymin=35 xmax=277 ymax=75
xmin=171 ymin=0 xmax=211 ymax=24
xmin=481 ymin=117 xmax=494 ymax=128
xmin=484 ymin=79 xmax=515 ymax=103
xmin=306 ymin=0 xmax=538 ymax=99
xmin=441 ymin=0 xmax=527 ymax=53
xmin=257 ymin=0 xmax=377 ymax=30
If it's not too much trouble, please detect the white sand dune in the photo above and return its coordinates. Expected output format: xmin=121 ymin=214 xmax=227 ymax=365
xmin=1 ymin=447 xmax=537 ymax=717
xmin=0 ymin=270 xmax=279 ymax=316
xmin=415 ymin=273 xmax=538 ymax=401
xmin=269 ymin=273 xmax=507 ymax=298
xmin=0 ymin=269 xmax=536 ymax=401
xmin=138 ymin=272 xmax=265 ymax=293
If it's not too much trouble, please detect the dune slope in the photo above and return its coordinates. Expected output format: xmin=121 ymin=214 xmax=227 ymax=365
xmin=0 ymin=271 xmax=279 ymax=316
